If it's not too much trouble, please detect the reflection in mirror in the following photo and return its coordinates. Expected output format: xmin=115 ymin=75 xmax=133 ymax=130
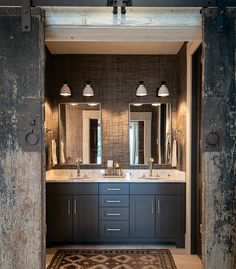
xmin=59 ymin=103 xmax=101 ymax=165
xmin=129 ymin=103 xmax=172 ymax=165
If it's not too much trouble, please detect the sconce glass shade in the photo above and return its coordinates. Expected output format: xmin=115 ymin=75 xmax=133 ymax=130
xmin=158 ymin=81 xmax=169 ymax=97
xmin=136 ymin=81 xmax=147 ymax=97
xmin=83 ymin=81 xmax=94 ymax=97
xmin=60 ymin=82 xmax=71 ymax=96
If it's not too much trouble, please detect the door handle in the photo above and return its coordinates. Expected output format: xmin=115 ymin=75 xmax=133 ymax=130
xmin=107 ymin=200 xmax=121 ymax=203
xmin=107 ymin=228 xmax=121 ymax=231
xmin=68 ymin=200 xmax=71 ymax=214
xmin=107 ymin=188 xmax=121 ymax=191
xmin=152 ymin=200 xmax=154 ymax=214
xmin=157 ymin=200 xmax=160 ymax=214
xmin=107 ymin=213 xmax=121 ymax=216
xmin=74 ymin=200 xmax=77 ymax=215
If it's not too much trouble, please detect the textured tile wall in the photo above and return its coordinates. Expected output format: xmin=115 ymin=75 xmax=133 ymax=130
xmin=45 ymin=53 xmax=186 ymax=169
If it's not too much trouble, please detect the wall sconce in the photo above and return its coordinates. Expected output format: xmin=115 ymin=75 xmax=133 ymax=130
xmin=157 ymin=81 xmax=169 ymax=97
xmin=136 ymin=81 xmax=147 ymax=97
xmin=60 ymin=81 xmax=71 ymax=96
xmin=83 ymin=81 xmax=94 ymax=97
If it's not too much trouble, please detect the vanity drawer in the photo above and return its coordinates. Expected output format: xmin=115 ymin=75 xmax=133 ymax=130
xmin=46 ymin=183 xmax=98 ymax=195
xmin=130 ymin=183 xmax=182 ymax=195
xmin=99 ymin=221 xmax=129 ymax=238
xmin=99 ymin=208 xmax=129 ymax=221
xmin=99 ymin=195 xmax=129 ymax=207
xmin=99 ymin=183 xmax=129 ymax=195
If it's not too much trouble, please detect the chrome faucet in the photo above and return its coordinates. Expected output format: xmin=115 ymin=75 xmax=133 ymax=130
xmin=76 ymin=158 xmax=82 ymax=177
xmin=148 ymin=158 xmax=154 ymax=177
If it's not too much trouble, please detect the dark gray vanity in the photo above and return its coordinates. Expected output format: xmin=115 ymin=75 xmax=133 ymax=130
xmin=46 ymin=181 xmax=185 ymax=248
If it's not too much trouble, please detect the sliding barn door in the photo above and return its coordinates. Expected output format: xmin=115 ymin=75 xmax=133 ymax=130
xmin=0 ymin=7 xmax=45 ymax=269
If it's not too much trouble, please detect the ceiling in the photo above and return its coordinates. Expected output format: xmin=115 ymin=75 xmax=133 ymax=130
xmin=46 ymin=41 xmax=184 ymax=54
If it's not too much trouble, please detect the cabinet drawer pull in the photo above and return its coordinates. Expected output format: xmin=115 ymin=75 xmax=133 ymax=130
xmin=68 ymin=200 xmax=71 ymax=214
xmin=107 ymin=188 xmax=121 ymax=191
xmin=157 ymin=200 xmax=160 ymax=214
xmin=107 ymin=228 xmax=121 ymax=231
xmin=74 ymin=200 xmax=77 ymax=215
xmin=107 ymin=200 xmax=121 ymax=203
xmin=152 ymin=200 xmax=154 ymax=214
xmin=107 ymin=213 xmax=121 ymax=216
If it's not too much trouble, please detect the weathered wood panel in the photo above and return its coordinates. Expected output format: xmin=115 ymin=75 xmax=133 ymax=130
xmin=202 ymin=8 xmax=236 ymax=269
xmin=0 ymin=8 xmax=45 ymax=269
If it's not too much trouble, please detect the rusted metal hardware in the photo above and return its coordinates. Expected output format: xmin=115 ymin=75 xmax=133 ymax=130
xmin=21 ymin=0 xmax=31 ymax=32
xmin=18 ymin=97 xmax=42 ymax=152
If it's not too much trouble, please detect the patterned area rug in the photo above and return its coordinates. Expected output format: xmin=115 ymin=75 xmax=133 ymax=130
xmin=47 ymin=249 xmax=177 ymax=269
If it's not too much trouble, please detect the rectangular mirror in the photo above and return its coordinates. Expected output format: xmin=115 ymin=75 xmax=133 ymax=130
xmin=59 ymin=103 xmax=102 ymax=165
xmin=129 ymin=103 xmax=172 ymax=165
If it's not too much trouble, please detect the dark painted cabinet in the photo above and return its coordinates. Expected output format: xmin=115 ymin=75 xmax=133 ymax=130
xmin=156 ymin=195 xmax=181 ymax=238
xmin=47 ymin=195 xmax=72 ymax=239
xmin=46 ymin=183 xmax=99 ymax=245
xmin=130 ymin=183 xmax=185 ymax=247
xmin=130 ymin=195 xmax=155 ymax=238
xmin=46 ymin=182 xmax=185 ymax=247
xmin=73 ymin=195 xmax=98 ymax=238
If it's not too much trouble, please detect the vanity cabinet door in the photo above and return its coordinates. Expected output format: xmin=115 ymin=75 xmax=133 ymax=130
xmin=130 ymin=195 xmax=155 ymax=238
xmin=73 ymin=195 xmax=98 ymax=238
xmin=156 ymin=195 xmax=181 ymax=238
xmin=46 ymin=195 xmax=73 ymax=239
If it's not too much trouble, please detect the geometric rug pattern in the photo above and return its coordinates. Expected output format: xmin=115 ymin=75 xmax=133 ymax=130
xmin=47 ymin=249 xmax=177 ymax=269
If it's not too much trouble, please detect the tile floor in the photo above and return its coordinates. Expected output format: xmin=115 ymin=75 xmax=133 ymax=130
xmin=46 ymin=245 xmax=203 ymax=269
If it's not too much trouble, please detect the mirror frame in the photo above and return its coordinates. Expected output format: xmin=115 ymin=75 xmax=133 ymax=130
xmin=58 ymin=102 xmax=102 ymax=167
xmin=128 ymin=103 xmax=174 ymax=168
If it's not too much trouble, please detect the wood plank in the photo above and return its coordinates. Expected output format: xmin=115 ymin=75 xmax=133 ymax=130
xmin=202 ymin=7 xmax=236 ymax=269
xmin=0 ymin=7 xmax=45 ymax=269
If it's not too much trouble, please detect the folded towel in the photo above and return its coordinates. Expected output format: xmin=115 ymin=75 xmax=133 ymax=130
xmin=51 ymin=139 xmax=58 ymax=166
xmin=60 ymin=141 xmax=65 ymax=164
xmin=172 ymin=139 xmax=177 ymax=167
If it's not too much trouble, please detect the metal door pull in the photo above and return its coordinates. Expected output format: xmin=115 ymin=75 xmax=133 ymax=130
xmin=107 ymin=200 xmax=121 ymax=203
xmin=157 ymin=200 xmax=160 ymax=214
xmin=107 ymin=213 xmax=121 ymax=216
xmin=107 ymin=188 xmax=121 ymax=191
xmin=107 ymin=228 xmax=121 ymax=231
xmin=68 ymin=200 xmax=71 ymax=214
xmin=74 ymin=200 xmax=77 ymax=215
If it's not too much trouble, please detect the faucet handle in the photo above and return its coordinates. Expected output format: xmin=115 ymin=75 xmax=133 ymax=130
xmin=148 ymin=157 xmax=154 ymax=164
xmin=76 ymin=158 xmax=82 ymax=164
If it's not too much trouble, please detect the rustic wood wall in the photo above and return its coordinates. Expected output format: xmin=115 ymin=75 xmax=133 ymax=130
xmin=0 ymin=8 xmax=45 ymax=269
xmin=45 ymin=52 xmax=187 ymax=170
xmin=202 ymin=8 xmax=236 ymax=269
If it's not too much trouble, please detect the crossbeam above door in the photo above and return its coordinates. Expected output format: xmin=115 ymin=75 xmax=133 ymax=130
xmin=1 ymin=0 xmax=235 ymax=7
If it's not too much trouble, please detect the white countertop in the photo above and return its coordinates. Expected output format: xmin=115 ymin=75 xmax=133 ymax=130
xmin=46 ymin=176 xmax=185 ymax=183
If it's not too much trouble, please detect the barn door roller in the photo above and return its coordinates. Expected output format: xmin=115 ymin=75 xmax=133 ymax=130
xmin=21 ymin=0 xmax=31 ymax=32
